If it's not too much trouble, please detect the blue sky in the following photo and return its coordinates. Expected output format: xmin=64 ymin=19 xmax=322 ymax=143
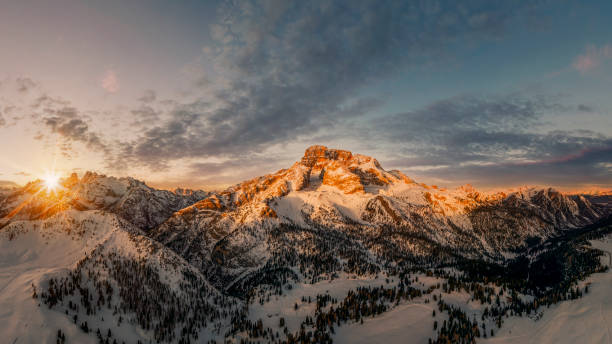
xmin=0 ymin=0 xmax=610 ymax=191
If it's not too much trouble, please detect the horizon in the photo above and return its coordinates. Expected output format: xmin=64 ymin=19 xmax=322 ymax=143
xmin=3 ymin=144 xmax=611 ymax=195
xmin=1 ymin=1 xmax=611 ymax=192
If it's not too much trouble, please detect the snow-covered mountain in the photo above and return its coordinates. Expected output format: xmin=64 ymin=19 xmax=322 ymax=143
xmin=1 ymin=145 xmax=608 ymax=344
xmin=0 ymin=172 xmax=208 ymax=230
xmin=151 ymin=145 xmax=604 ymax=289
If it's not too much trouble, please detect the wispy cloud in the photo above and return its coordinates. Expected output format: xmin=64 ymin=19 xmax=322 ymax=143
xmin=373 ymin=93 xmax=611 ymax=188
xmin=43 ymin=106 xmax=109 ymax=154
xmin=15 ymin=77 xmax=37 ymax=93
xmin=573 ymin=44 xmax=612 ymax=73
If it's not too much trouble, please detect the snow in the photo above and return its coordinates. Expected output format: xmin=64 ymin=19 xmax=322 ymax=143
xmin=248 ymin=273 xmax=396 ymax=333
xmin=327 ymin=235 xmax=612 ymax=344
xmin=273 ymin=185 xmax=372 ymax=227
xmin=0 ymin=211 xmax=118 ymax=344
xmin=329 ymin=274 xmax=466 ymax=344
xmin=334 ymin=303 xmax=437 ymax=344
xmin=0 ymin=210 xmax=225 ymax=344
xmin=481 ymin=235 xmax=612 ymax=344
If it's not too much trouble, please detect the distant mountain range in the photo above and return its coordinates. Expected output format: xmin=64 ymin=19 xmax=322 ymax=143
xmin=1 ymin=145 xmax=610 ymax=344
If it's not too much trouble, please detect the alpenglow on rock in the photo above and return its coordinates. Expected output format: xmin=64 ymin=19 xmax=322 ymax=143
xmin=150 ymin=145 xmax=605 ymax=289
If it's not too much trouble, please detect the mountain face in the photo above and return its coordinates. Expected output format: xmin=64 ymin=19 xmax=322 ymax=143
xmin=1 ymin=145 xmax=608 ymax=344
xmin=0 ymin=172 xmax=208 ymax=230
xmin=151 ymin=145 xmax=604 ymax=289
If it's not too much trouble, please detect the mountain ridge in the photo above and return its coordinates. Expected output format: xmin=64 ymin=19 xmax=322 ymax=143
xmin=0 ymin=171 xmax=208 ymax=230
xmin=147 ymin=145 xmax=604 ymax=289
xmin=1 ymin=145 xmax=610 ymax=344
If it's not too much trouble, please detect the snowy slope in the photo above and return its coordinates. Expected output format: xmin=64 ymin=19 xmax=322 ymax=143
xmin=481 ymin=235 xmax=612 ymax=344
xmin=0 ymin=210 xmax=238 ymax=344
xmin=0 ymin=211 xmax=111 ymax=344
xmin=327 ymin=233 xmax=612 ymax=344
xmin=333 ymin=303 xmax=437 ymax=344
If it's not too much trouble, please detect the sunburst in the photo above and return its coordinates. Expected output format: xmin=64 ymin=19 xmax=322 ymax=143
xmin=42 ymin=172 xmax=61 ymax=193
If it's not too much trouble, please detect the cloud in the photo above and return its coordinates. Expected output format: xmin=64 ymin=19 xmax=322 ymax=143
xmin=374 ymin=94 xmax=559 ymax=163
xmin=573 ymin=44 xmax=612 ymax=73
xmin=372 ymin=93 xmax=611 ymax=188
xmin=42 ymin=106 xmax=109 ymax=154
xmin=14 ymin=171 xmax=31 ymax=176
xmin=188 ymin=154 xmax=285 ymax=176
xmin=30 ymin=94 xmax=70 ymax=109
xmin=417 ymin=145 xmax=612 ymax=189
xmin=129 ymin=105 xmax=161 ymax=128
xmin=101 ymin=70 xmax=119 ymax=93
xmin=15 ymin=77 xmax=37 ymax=93
xmin=0 ymin=78 xmax=118 ymax=166
xmin=181 ymin=154 xmax=288 ymax=188
xmin=4 ymin=2 xmax=606 ymax=190
xmin=138 ymin=90 xmax=156 ymax=103
xmin=379 ymin=94 xmax=552 ymax=137
xmin=117 ymin=0 xmax=547 ymax=168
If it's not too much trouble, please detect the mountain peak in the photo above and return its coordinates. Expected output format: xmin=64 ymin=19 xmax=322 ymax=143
xmin=299 ymin=145 xmax=386 ymax=175
xmin=300 ymin=145 xmax=410 ymax=193
xmin=300 ymin=145 xmax=354 ymax=167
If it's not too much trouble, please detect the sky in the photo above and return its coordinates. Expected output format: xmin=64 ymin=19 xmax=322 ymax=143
xmin=0 ymin=0 xmax=611 ymax=192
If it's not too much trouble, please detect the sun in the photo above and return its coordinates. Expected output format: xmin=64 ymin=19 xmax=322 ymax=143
xmin=42 ymin=172 xmax=61 ymax=192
